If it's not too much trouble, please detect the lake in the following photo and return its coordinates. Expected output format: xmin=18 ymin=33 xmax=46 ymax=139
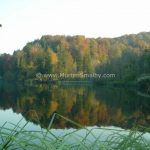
xmin=0 ymin=82 xmax=150 ymax=130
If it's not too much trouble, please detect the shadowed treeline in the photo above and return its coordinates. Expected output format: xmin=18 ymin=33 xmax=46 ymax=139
xmin=0 ymin=32 xmax=150 ymax=83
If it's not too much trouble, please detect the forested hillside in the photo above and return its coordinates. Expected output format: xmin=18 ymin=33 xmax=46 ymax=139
xmin=0 ymin=32 xmax=150 ymax=82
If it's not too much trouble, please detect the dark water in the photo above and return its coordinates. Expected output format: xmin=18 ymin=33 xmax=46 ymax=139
xmin=0 ymin=82 xmax=150 ymax=129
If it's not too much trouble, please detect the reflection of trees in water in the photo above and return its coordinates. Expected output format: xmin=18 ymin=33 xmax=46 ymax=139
xmin=0 ymin=83 xmax=150 ymax=129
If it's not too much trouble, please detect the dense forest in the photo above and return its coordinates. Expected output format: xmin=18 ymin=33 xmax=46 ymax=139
xmin=0 ymin=32 xmax=150 ymax=83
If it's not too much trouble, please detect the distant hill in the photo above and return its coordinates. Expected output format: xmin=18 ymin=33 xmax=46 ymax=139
xmin=0 ymin=32 xmax=150 ymax=82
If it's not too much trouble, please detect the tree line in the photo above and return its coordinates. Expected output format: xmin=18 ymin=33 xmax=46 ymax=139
xmin=0 ymin=32 xmax=150 ymax=82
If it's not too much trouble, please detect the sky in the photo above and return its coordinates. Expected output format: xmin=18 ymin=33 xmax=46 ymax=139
xmin=0 ymin=0 xmax=150 ymax=54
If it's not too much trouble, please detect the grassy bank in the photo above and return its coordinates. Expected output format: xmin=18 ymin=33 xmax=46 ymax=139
xmin=0 ymin=113 xmax=150 ymax=150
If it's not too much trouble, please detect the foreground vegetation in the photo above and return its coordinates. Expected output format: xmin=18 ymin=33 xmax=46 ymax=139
xmin=0 ymin=113 xmax=150 ymax=150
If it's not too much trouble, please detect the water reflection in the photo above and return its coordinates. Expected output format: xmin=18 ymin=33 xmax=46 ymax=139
xmin=0 ymin=82 xmax=150 ymax=129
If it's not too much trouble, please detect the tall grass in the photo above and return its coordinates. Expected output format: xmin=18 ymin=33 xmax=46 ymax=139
xmin=0 ymin=112 xmax=150 ymax=150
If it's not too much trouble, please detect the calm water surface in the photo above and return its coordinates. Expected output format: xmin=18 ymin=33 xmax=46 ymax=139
xmin=0 ymin=82 xmax=150 ymax=130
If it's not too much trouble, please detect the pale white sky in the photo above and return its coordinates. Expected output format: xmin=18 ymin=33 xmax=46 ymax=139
xmin=0 ymin=0 xmax=150 ymax=54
